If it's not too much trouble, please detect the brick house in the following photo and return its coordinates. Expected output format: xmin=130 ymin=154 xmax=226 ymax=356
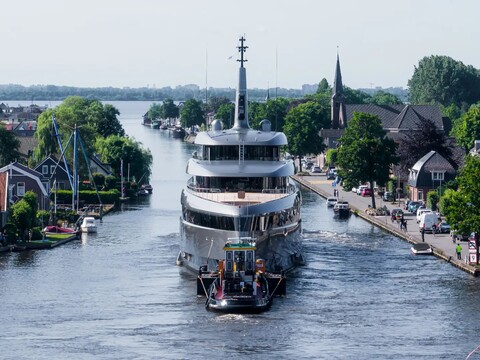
xmin=407 ymin=150 xmax=456 ymax=202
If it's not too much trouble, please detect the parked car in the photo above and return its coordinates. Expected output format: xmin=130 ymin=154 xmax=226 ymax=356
xmin=438 ymin=221 xmax=451 ymax=234
xmin=361 ymin=188 xmax=372 ymax=197
xmin=391 ymin=208 xmax=404 ymax=221
xmin=327 ymin=168 xmax=337 ymax=180
xmin=310 ymin=166 xmax=322 ymax=174
xmin=305 ymin=162 xmax=314 ymax=170
xmin=407 ymin=201 xmax=422 ymax=213
xmin=383 ymin=191 xmax=394 ymax=202
xmin=357 ymin=185 xmax=368 ymax=195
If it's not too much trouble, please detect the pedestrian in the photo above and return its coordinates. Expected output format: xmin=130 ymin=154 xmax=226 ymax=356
xmin=402 ymin=219 xmax=408 ymax=232
xmin=456 ymin=243 xmax=463 ymax=260
xmin=432 ymin=224 xmax=436 ymax=237
xmin=421 ymin=226 xmax=425 ymax=242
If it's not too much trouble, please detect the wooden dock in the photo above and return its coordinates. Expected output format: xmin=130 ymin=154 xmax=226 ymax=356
xmin=78 ymin=204 xmax=115 ymax=219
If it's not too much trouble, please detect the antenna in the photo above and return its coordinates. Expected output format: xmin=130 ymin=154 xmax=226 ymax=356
xmin=237 ymin=36 xmax=248 ymax=68
xmin=275 ymin=47 xmax=278 ymax=98
xmin=205 ymin=48 xmax=208 ymax=130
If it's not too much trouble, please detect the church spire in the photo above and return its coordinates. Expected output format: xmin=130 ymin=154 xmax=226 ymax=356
xmin=331 ymin=50 xmax=345 ymax=129
xmin=332 ymin=51 xmax=344 ymax=97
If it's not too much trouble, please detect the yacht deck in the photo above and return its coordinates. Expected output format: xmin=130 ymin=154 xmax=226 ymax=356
xmin=191 ymin=190 xmax=288 ymax=205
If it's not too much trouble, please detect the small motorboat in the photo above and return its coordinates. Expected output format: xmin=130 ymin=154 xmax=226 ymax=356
xmin=333 ymin=201 xmax=350 ymax=217
xmin=411 ymin=242 xmax=433 ymax=255
xmin=150 ymin=120 xmax=161 ymax=129
xmin=197 ymin=237 xmax=286 ymax=313
xmin=80 ymin=217 xmax=97 ymax=233
xmin=42 ymin=225 xmax=80 ymax=238
xmin=326 ymin=196 xmax=338 ymax=207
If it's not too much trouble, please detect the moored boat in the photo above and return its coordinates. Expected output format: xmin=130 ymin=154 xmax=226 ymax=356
xmin=326 ymin=196 xmax=338 ymax=207
xmin=197 ymin=237 xmax=286 ymax=313
xmin=178 ymin=37 xmax=303 ymax=274
xmin=80 ymin=217 xmax=97 ymax=233
xmin=42 ymin=225 xmax=80 ymax=238
xmin=150 ymin=120 xmax=161 ymax=129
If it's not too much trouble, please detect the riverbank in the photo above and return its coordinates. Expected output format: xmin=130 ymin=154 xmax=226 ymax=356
xmin=293 ymin=174 xmax=480 ymax=276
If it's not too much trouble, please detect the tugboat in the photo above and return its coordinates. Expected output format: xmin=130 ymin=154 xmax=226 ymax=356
xmin=197 ymin=237 xmax=286 ymax=313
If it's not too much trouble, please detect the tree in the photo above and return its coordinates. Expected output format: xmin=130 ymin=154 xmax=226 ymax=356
xmin=283 ymin=101 xmax=327 ymax=169
xmin=0 ymin=124 xmax=20 ymax=167
xmin=147 ymin=103 xmax=162 ymax=120
xmin=408 ymin=55 xmax=480 ymax=107
xmin=161 ymin=98 xmax=179 ymax=119
xmin=180 ymin=99 xmax=204 ymax=128
xmin=10 ymin=199 xmax=33 ymax=240
xmin=316 ymin=78 xmax=330 ymax=94
xmin=95 ymin=103 xmax=124 ymax=138
xmin=336 ymin=112 xmax=398 ymax=208
xmin=215 ymin=103 xmax=235 ymax=128
xmin=248 ymin=101 xmax=266 ymax=129
xmin=325 ymin=148 xmax=337 ymax=168
xmin=440 ymin=155 xmax=480 ymax=236
xmin=343 ymin=86 xmax=371 ymax=104
xmin=367 ymin=91 xmax=403 ymax=105
xmin=451 ymin=104 xmax=480 ymax=152
xmin=207 ymin=96 xmax=231 ymax=114
xmin=95 ymin=135 xmax=153 ymax=184
xmin=265 ymin=98 xmax=291 ymax=132
xmin=397 ymin=117 xmax=455 ymax=175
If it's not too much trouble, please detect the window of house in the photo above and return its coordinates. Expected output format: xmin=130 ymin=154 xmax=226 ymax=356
xmin=42 ymin=181 xmax=49 ymax=193
xmin=431 ymin=172 xmax=444 ymax=181
xmin=51 ymin=165 xmax=56 ymax=174
xmin=42 ymin=165 xmax=48 ymax=175
xmin=418 ymin=190 xmax=424 ymax=201
xmin=17 ymin=182 xmax=25 ymax=196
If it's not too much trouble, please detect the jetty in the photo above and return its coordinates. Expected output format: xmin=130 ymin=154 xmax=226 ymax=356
xmin=293 ymin=174 xmax=480 ymax=277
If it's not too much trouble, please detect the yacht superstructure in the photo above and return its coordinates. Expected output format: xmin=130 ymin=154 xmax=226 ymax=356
xmin=178 ymin=37 xmax=303 ymax=273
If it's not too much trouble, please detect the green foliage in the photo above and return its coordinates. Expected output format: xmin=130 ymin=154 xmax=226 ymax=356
xmin=23 ymin=191 xmax=38 ymax=217
xmin=207 ymin=97 xmax=231 ymax=114
xmin=367 ymin=91 xmax=403 ymax=105
xmin=10 ymin=199 xmax=33 ymax=238
xmin=33 ymin=97 xmax=124 ymax=169
xmin=397 ymin=117 xmax=455 ymax=174
xmin=408 ymin=55 xmax=480 ymax=107
xmin=161 ymin=99 xmax=179 ymax=119
xmin=451 ymin=104 xmax=480 ymax=152
xmin=215 ymin=103 xmax=235 ymax=128
xmin=105 ymin=175 xmax=117 ymax=190
xmin=248 ymin=101 xmax=266 ymax=129
xmin=343 ymin=86 xmax=371 ymax=104
xmin=92 ymin=173 xmax=105 ymax=187
xmin=325 ymin=149 xmax=337 ymax=167
xmin=265 ymin=98 xmax=291 ymax=132
xmin=0 ymin=123 xmax=20 ymax=167
xmin=427 ymin=190 xmax=439 ymax=211
xmin=283 ymin=101 xmax=328 ymax=159
xmin=316 ymin=78 xmax=330 ymax=94
xmin=53 ymin=189 xmax=120 ymax=204
xmin=180 ymin=99 xmax=204 ymax=128
xmin=336 ymin=112 xmax=398 ymax=208
xmin=441 ymin=155 xmax=480 ymax=234
xmin=147 ymin=103 xmax=163 ymax=120
xmin=95 ymin=135 xmax=152 ymax=184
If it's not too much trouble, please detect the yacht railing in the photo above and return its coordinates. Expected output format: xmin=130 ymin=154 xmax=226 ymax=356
xmin=186 ymin=181 xmax=295 ymax=195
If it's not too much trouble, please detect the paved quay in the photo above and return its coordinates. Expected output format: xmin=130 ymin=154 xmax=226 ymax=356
xmin=293 ymin=174 xmax=479 ymax=276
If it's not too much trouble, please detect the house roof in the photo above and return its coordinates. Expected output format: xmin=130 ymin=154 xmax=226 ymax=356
xmin=90 ymin=155 xmax=112 ymax=175
xmin=35 ymin=155 xmax=68 ymax=174
xmin=17 ymin=136 xmax=38 ymax=158
xmin=344 ymin=104 xmax=445 ymax=131
xmin=409 ymin=151 xmax=457 ymax=188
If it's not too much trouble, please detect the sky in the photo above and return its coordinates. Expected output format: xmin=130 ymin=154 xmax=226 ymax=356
xmin=2 ymin=0 xmax=479 ymax=90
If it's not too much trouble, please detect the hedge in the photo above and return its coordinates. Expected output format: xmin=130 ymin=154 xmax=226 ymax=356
xmin=52 ymin=189 xmax=120 ymax=205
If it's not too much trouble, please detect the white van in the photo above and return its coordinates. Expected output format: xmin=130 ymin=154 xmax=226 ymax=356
xmin=419 ymin=212 xmax=439 ymax=232
xmin=416 ymin=208 xmax=432 ymax=223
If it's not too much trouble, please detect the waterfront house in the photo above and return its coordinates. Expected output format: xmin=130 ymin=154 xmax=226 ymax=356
xmin=0 ymin=173 xmax=7 ymax=229
xmin=407 ymin=151 xmax=456 ymax=202
xmin=34 ymin=155 xmax=72 ymax=191
xmin=0 ymin=162 xmax=50 ymax=211
xmin=89 ymin=155 xmax=112 ymax=177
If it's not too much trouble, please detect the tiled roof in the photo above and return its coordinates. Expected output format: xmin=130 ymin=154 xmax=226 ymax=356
xmin=344 ymin=104 xmax=445 ymax=131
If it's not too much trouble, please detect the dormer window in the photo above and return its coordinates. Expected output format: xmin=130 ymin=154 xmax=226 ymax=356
xmin=42 ymin=165 xmax=48 ymax=175
xmin=431 ymin=171 xmax=445 ymax=181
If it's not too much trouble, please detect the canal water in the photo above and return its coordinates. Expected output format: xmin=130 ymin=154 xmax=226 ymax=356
xmin=1 ymin=101 xmax=480 ymax=359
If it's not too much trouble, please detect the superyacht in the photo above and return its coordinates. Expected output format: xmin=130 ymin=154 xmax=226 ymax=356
xmin=178 ymin=37 xmax=303 ymax=273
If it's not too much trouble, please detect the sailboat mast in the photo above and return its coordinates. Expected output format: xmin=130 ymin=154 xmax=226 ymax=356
xmin=72 ymin=124 xmax=78 ymax=210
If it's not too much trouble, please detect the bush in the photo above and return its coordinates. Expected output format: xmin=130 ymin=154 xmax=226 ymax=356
xmin=31 ymin=227 xmax=43 ymax=240
xmin=105 ymin=175 xmax=117 ymax=190
xmin=52 ymin=189 xmax=120 ymax=205
xmin=427 ymin=190 xmax=439 ymax=211
xmin=92 ymin=173 xmax=105 ymax=187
